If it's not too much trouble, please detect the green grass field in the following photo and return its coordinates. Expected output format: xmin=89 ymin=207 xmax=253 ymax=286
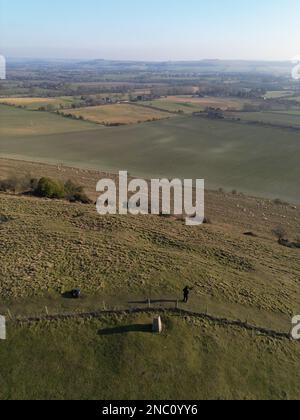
xmin=1 ymin=105 xmax=300 ymax=204
xmin=285 ymin=96 xmax=300 ymax=102
xmin=0 ymin=96 xmax=79 ymax=110
xmin=232 ymin=111 xmax=300 ymax=128
xmin=141 ymin=96 xmax=251 ymax=113
xmin=0 ymin=165 xmax=299 ymax=400
xmin=0 ymin=104 xmax=98 ymax=136
xmin=141 ymin=99 xmax=203 ymax=113
xmin=1 ymin=313 xmax=299 ymax=400
xmin=264 ymin=91 xmax=294 ymax=99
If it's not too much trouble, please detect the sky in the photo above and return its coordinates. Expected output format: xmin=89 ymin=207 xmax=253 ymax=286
xmin=0 ymin=0 xmax=299 ymax=61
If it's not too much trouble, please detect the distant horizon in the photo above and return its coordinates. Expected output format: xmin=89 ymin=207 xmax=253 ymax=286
xmin=3 ymin=56 xmax=294 ymax=64
xmin=1 ymin=0 xmax=300 ymax=62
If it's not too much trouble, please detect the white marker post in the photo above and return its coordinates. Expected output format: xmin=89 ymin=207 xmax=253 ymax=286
xmin=0 ymin=316 xmax=6 ymax=340
xmin=0 ymin=55 xmax=6 ymax=80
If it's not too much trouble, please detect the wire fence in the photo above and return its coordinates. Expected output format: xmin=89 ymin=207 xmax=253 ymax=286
xmin=3 ymin=301 xmax=293 ymax=341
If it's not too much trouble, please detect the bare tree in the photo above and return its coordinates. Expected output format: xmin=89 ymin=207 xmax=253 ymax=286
xmin=272 ymin=226 xmax=287 ymax=242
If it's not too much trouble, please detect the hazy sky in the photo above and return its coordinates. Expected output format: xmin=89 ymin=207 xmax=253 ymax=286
xmin=0 ymin=0 xmax=299 ymax=61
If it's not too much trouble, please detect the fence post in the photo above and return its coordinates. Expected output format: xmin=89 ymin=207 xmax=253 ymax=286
xmin=45 ymin=306 xmax=49 ymax=316
xmin=7 ymin=309 xmax=12 ymax=320
xmin=148 ymin=298 xmax=151 ymax=309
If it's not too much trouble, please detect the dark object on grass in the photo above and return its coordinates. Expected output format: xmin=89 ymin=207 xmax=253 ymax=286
xmin=0 ymin=215 xmax=12 ymax=224
xmin=244 ymin=232 xmax=257 ymax=237
xmin=68 ymin=192 xmax=92 ymax=204
xmin=183 ymin=286 xmax=191 ymax=303
xmin=203 ymin=217 xmax=212 ymax=224
xmin=71 ymin=289 xmax=81 ymax=299
xmin=278 ymin=239 xmax=299 ymax=249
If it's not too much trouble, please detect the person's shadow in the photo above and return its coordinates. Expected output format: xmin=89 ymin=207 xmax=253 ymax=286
xmin=98 ymin=324 xmax=152 ymax=336
xmin=128 ymin=299 xmax=177 ymax=304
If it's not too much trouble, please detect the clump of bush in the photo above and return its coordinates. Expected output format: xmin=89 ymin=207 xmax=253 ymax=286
xmin=0 ymin=174 xmax=91 ymax=204
xmin=0 ymin=175 xmax=37 ymax=194
xmin=35 ymin=177 xmax=65 ymax=199
xmin=35 ymin=177 xmax=91 ymax=203
xmin=272 ymin=226 xmax=300 ymax=249
xmin=273 ymin=198 xmax=289 ymax=206
xmin=272 ymin=226 xmax=287 ymax=242
xmin=63 ymin=180 xmax=91 ymax=204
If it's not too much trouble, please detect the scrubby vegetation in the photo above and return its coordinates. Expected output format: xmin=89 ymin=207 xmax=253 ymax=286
xmin=63 ymin=179 xmax=92 ymax=204
xmin=0 ymin=175 xmax=37 ymax=194
xmin=272 ymin=226 xmax=300 ymax=249
xmin=35 ymin=177 xmax=65 ymax=199
xmin=0 ymin=174 xmax=91 ymax=204
xmin=1 ymin=189 xmax=299 ymax=321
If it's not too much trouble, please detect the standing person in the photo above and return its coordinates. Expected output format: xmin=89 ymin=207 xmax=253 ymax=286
xmin=183 ymin=286 xmax=191 ymax=303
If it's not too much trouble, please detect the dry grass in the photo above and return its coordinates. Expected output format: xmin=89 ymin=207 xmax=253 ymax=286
xmin=0 ymin=159 xmax=299 ymax=400
xmin=59 ymin=103 xmax=171 ymax=125
xmin=165 ymin=95 xmax=250 ymax=109
xmin=0 ymin=159 xmax=300 ymax=325
xmin=142 ymin=96 xmax=258 ymax=112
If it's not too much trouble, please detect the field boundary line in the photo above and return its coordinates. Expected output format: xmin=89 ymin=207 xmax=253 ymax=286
xmin=10 ymin=307 xmax=292 ymax=341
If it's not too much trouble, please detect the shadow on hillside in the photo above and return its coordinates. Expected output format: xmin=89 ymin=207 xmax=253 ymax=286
xmin=99 ymin=324 xmax=153 ymax=336
xmin=61 ymin=291 xmax=82 ymax=300
xmin=61 ymin=291 xmax=72 ymax=299
xmin=128 ymin=299 xmax=177 ymax=305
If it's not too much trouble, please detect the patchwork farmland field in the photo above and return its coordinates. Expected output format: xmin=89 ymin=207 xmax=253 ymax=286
xmin=141 ymin=96 xmax=257 ymax=113
xmin=264 ymin=91 xmax=295 ymax=99
xmin=1 ymin=105 xmax=300 ymax=204
xmin=0 ymin=96 xmax=79 ymax=110
xmin=0 ymin=104 xmax=99 ymax=136
xmin=286 ymin=96 xmax=300 ymax=102
xmin=58 ymin=103 xmax=171 ymax=125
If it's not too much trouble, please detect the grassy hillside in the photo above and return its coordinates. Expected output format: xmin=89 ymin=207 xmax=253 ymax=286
xmin=1 ymin=106 xmax=300 ymax=204
xmin=1 ymin=192 xmax=299 ymax=315
xmin=0 ymin=159 xmax=299 ymax=330
xmin=1 ymin=313 xmax=300 ymax=400
xmin=0 ymin=160 xmax=299 ymax=400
